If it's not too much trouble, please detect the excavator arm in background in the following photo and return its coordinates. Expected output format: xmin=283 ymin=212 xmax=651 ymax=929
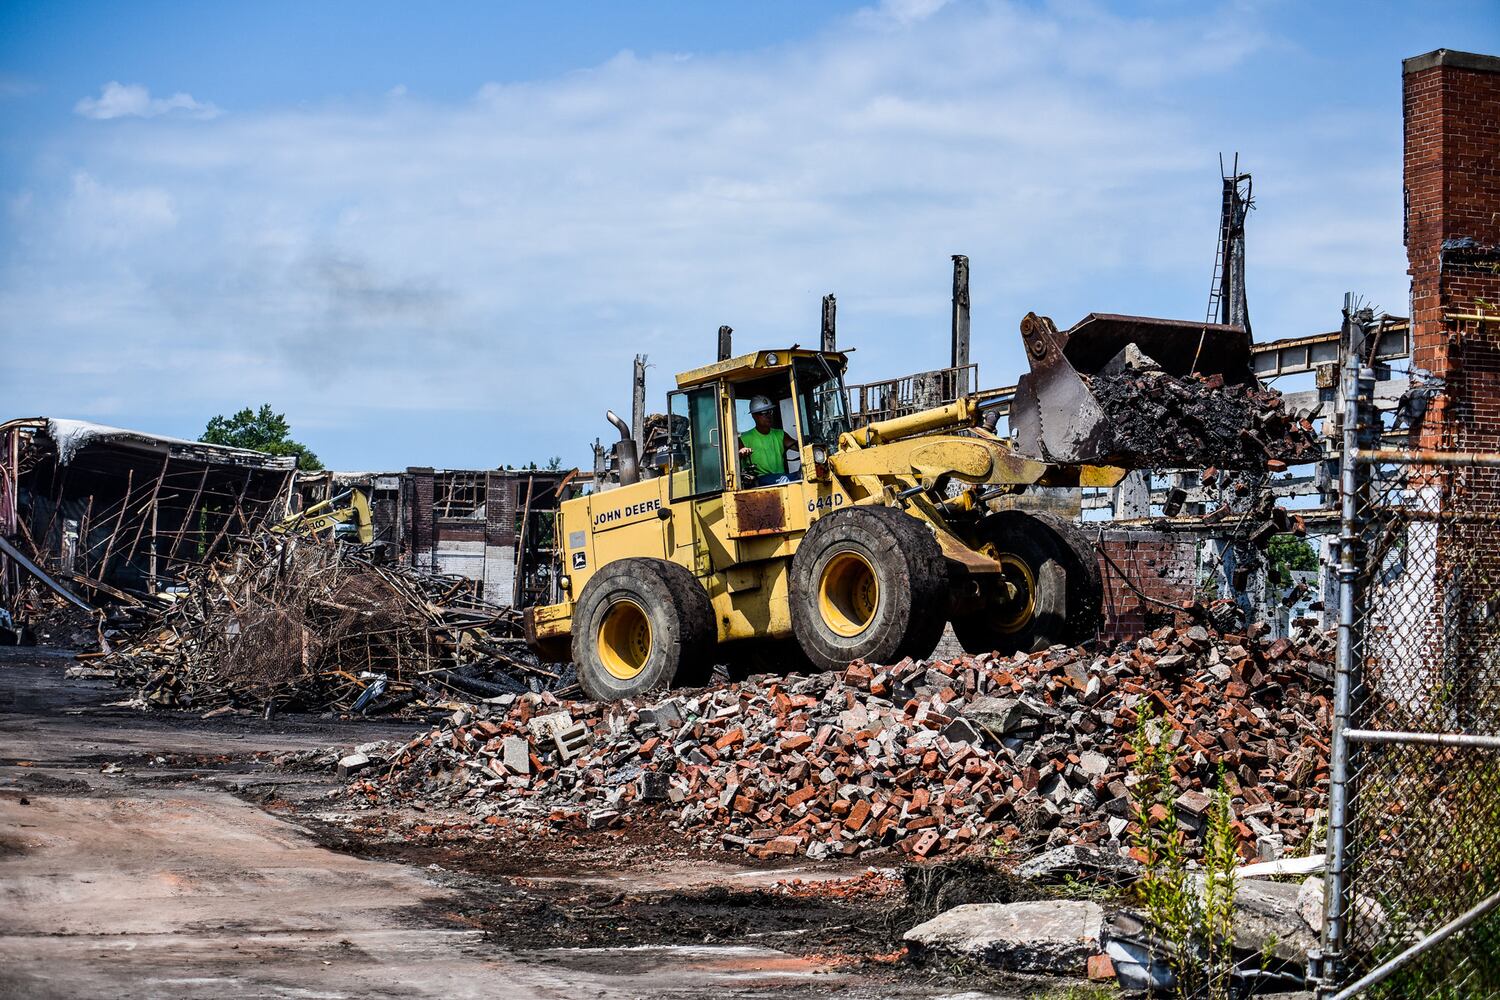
xmin=271 ymin=488 xmax=373 ymax=545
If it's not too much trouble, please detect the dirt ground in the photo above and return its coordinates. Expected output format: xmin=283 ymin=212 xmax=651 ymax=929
xmin=0 ymin=646 xmax=1097 ymax=999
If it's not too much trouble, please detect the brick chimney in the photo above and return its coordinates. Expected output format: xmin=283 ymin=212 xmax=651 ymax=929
xmin=1394 ymin=51 xmax=1500 ymax=732
xmin=1403 ymin=49 xmax=1500 ymax=451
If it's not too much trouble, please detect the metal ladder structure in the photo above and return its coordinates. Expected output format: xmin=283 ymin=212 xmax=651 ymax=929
xmin=1206 ymin=154 xmax=1254 ymax=331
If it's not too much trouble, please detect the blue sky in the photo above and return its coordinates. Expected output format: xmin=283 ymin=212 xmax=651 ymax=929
xmin=2 ymin=1 xmax=1496 ymax=470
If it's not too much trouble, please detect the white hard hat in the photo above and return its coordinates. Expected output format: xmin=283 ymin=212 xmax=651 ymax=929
xmin=749 ymin=395 xmax=776 ymax=415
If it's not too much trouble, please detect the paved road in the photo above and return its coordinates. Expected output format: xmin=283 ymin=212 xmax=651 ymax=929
xmin=0 ymin=649 xmax=1025 ymax=999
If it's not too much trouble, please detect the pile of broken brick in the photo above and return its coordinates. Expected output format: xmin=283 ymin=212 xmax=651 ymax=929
xmin=346 ymin=619 xmax=1332 ymax=866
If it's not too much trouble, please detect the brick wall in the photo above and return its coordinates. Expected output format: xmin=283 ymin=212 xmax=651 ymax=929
xmin=435 ymin=522 xmax=485 ymax=543
xmin=485 ymin=471 xmax=517 ymax=547
xmin=1404 ymin=49 xmax=1500 ymax=452
xmin=405 ymin=468 xmax=435 ymax=571
xmin=1095 ymin=530 xmax=1199 ymax=643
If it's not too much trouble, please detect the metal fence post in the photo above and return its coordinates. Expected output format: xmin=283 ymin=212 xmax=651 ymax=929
xmin=1320 ymin=295 xmax=1371 ymax=993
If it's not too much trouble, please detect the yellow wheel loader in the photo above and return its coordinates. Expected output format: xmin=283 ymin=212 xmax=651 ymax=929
xmin=524 ymin=314 xmax=1251 ymax=702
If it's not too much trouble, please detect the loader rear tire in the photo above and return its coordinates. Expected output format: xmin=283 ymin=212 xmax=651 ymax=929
xmin=790 ymin=506 xmax=947 ymax=672
xmin=573 ymin=558 xmax=715 ymax=701
xmin=950 ymin=511 xmax=1099 ymax=656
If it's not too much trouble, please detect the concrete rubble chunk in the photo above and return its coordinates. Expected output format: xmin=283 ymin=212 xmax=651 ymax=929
xmin=337 ymin=752 xmax=371 ymax=778
xmin=1015 ymin=844 xmax=1142 ymax=882
xmin=552 ymin=722 xmax=591 ymax=762
xmin=1078 ymin=751 xmax=1109 ymax=777
xmin=1289 ymin=874 xmax=1384 ymax=944
xmin=1297 ymin=876 xmax=1325 ymax=934
xmin=528 ymin=711 xmax=574 ymax=741
xmin=639 ymin=699 xmax=683 ymax=729
xmin=1100 ymin=342 xmax=1165 ymax=376
xmin=941 ymin=717 xmax=982 ymax=745
xmin=1257 ymin=833 xmax=1286 ymax=861
xmin=903 ymin=900 xmax=1104 ymax=974
xmin=637 ymin=771 xmax=670 ymax=801
xmin=502 ymin=736 xmax=531 ymax=775
xmin=1193 ymin=874 xmax=1317 ymax=964
xmin=961 ymin=696 xmax=1038 ymax=736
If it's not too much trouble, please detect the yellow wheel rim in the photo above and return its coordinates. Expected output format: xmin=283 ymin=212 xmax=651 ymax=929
xmin=818 ymin=551 xmax=880 ymax=638
xmin=597 ymin=598 xmax=653 ymax=680
xmin=993 ymin=553 xmax=1037 ymax=633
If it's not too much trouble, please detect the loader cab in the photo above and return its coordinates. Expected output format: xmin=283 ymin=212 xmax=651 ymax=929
xmin=731 ymin=375 xmax=803 ymax=486
xmin=665 ymin=349 xmax=849 ymax=503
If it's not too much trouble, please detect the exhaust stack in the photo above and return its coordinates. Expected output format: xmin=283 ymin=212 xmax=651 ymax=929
xmin=605 ymin=410 xmax=640 ymax=486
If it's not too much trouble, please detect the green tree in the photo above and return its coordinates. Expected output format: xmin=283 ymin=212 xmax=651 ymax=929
xmin=1267 ymin=533 xmax=1318 ymax=589
xmin=200 ymin=404 xmax=324 ymax=470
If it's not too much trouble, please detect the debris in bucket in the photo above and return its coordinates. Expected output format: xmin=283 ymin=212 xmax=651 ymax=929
xmin=86 ymin=534 xmax=577 ymax=713
xmin=1088 ymin=367 xmax=1321 ymax=469
xmin=350 ymin=620 xmax=1332 ymax=863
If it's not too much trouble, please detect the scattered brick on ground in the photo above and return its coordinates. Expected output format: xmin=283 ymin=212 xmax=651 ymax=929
xmin=348 ymin=620 xmax=1333 ymax=864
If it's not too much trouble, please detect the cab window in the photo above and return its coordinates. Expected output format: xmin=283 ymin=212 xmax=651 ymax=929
xmin=667 ymin=384 xmax=725 ymax=500
xmin=793 ymin=356 xmax=850 ymax=449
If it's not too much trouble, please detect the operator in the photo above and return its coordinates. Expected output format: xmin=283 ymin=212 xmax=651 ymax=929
xmin=738 ymin=395 xmax=798 ymax=487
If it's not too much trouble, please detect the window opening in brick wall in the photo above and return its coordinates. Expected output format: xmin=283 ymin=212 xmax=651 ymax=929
xmin=433 ymin=473 xmax=486 ymax=519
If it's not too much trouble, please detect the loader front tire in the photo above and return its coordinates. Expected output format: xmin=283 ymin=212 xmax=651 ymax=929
xmin=790 ymin=506 xmax=947 ymax=672
xmin=950 ymin=511 xmax=1099 ymax=656
xmin=1029 ymin=511 xmax=1102 ymax=641
xmin=573 ymin=558 xmax=715 ymax=701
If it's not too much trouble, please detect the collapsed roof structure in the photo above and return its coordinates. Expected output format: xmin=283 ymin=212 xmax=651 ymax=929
xmin=0 ymin=417 xmax=296 ymax=614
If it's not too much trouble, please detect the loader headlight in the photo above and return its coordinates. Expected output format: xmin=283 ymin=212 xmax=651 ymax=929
xmin=560 ymin=575 xmax=572 ymax=593
xmin=811 ymin=444 xmax=829 ymax=480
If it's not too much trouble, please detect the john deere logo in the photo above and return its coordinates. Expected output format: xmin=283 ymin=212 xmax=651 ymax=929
xmin=572 ymin=551 xmax=587 ymax=570
xmin=593 ymin=498 xmax=662 ymax=526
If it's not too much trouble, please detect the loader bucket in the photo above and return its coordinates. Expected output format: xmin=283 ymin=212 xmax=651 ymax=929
xmin=1011 ymin=312 xmax=1253 ymax=465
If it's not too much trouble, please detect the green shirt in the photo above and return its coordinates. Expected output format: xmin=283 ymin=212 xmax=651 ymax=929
xmin=740 ymin=427 xmax=791 ymax=475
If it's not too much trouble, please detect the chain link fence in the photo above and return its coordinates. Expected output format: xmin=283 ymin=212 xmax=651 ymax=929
xmin=1321 ymin=306 xmax=1500 ymax=998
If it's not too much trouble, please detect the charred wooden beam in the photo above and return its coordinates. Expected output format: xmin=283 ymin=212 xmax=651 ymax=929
xmin=821 ymin=294 xmax=836 ymax=353
xmin=951 ymin=254 xmax=970 ymax=395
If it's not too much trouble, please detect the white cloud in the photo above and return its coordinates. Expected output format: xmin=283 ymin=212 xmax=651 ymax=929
xmin=75 ymin=81 xmax=221 ymax=120
xmin=861 ymin=0 xmax=952 ymax=27
xmin=64 ymin=171 xmax=179 ymax=247
xmin=5 ymin=2 xmax=1407 ymax=470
